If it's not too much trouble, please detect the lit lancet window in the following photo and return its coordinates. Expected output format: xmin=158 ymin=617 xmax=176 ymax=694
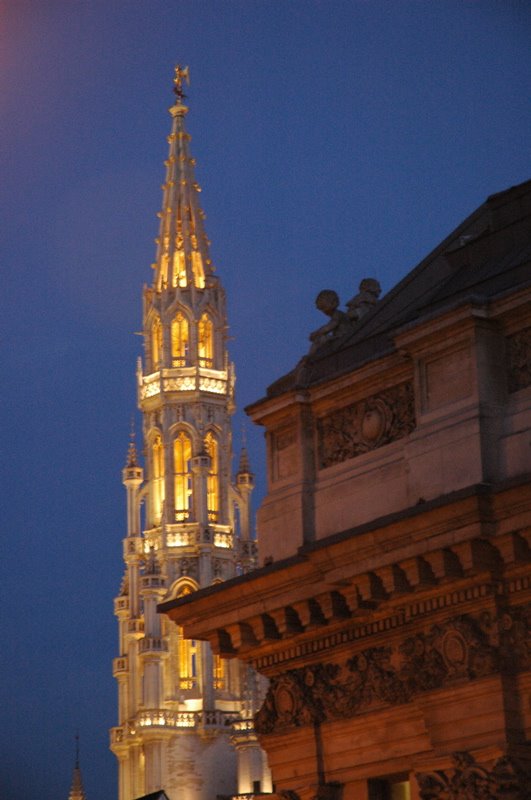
xmin=213 ymin=653 xmax=226 ymax=691
xmin=151 ymin=315 xmax=163 ymax=369
xmin=174 ymin=432 xmax=192 ymax=522
xmin=173 ymin=250 xmax=187 ymax=288
xmin=192 ymin=251 xmax=205 ymax=289
xmin=198 ymin=314 xmax=213 ymax=368
xmin=176 ymin=586 xmax=198 ymax=690
xmin=152 ymin=435 xmax=165 ymax=524
xmin=205 ymin=432 xmax=219 ymax=522
xmin=171 ymin=312 xmax=189 ymax=366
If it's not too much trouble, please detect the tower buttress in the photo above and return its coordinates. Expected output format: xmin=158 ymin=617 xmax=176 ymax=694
xmin=111 ymin=67 xmax=266 ymax=800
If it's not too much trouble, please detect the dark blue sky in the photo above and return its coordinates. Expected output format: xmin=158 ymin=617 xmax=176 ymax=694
xmin=2 ymin=3 xmax=530 ymax=799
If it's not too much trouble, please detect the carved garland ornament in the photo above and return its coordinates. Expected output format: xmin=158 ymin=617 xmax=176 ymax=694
xmin=506 ymin=326 xmax=531 ymax=393
xmin=317 ymin=382 xmax=415 ymax=469
xmin=416 ymin=751 xmax=531 ymax=800
xmin=255 ymin=609 xmax=531 ymax=735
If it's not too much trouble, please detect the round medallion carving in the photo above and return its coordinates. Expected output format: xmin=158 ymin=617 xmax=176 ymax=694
xmin=361 ymin=408 xmax=385 ymax=443
xmin=442 ymin=631 xmax=467 ymax=668
xmin=274 ymin=685 xmax=296 ymax=719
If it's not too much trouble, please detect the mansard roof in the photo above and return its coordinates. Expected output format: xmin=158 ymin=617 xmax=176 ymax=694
xmin=263 ymin=178 xmax=531 ymax=400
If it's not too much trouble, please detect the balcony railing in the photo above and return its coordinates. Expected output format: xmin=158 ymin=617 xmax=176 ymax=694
xmin=213 ymin=530 xmax=233 ymax=549
xmin=114 ymin=596 xmax=129 ymax=615
xmin=127 ymin=619 xmax=144 ymax=637
xmin=166 ymin=524 xmax=197 ymax=546
xmin=140 ymin=574 xmax=166 ymax=591
xmin=139 ymin=367 xmax=228 ymax=401
xmin=138 ymin=637 xmax=169 ymax=656
xmin=110 ymin=726 xmax=124 ymax=746
xmin=112 ymin=656 xmax=128 ymax=676
xmin=112 ymin=710 xmax=238 ymax=743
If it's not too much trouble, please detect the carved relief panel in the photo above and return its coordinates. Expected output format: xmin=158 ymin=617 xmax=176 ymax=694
xmin=254 ymin=606 xmax=530 ymax=735
xmin=507 ymin=326 xmax=531 ymax=393
xmin=416 ymin=751 xmax=531 ymax=800
xmin=317 ymin=382 xmax=415 ymax=469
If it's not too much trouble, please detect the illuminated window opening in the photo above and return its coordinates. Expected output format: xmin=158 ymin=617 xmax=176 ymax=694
xmin=173 ymin=250 xmax=187 ymax=288
xmin=152 ymin=315 xmax=163 ymax=369
xmin=176 ymin=585 xmax=198 ymax=689
xmin=171 ymin=312 xmax=189 ymax=366
xmin=159 ymin=252 xmax=169 ymax=290
xmin=174 ymin=432 xmax=192 ymax=522
xmin=152 ymin=434 xmax=165 ymax=524
xmin=192 ymin=251 xmax=205 ymax=289
xmin=213 ymin=653 xmax=226 ymax=691
xmin=205 ymin=432 xmax=219 ymax=523
xmin=198 ymin=314 xmax=213 ymax=368
xmin=368 ymin=777 xmax=411 ymax=800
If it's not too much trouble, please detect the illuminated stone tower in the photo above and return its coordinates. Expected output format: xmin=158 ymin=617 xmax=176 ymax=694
xmin=110 ymin=68 xmax=270 ymax=800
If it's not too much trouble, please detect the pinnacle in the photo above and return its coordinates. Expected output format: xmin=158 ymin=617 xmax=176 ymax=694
xmin=68 ymin=735 xmax=87 ymax=800
xmin=153 ymin=69 xmax=214 ymax=293
xmin=126 ymin=419 xmax=139 ymax=468
xmin=237 ymin=445 xmax=251 ymax=476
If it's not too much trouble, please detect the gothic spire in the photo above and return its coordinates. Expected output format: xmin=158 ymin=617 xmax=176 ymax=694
xmin=153 ymin=66 xmax=214 ymax=293
xmin=68 ymin=734 xmax=87 ymax=800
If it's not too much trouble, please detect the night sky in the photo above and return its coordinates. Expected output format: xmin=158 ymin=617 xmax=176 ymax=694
xmin=2 ymin=3 xmax=531 ymax=799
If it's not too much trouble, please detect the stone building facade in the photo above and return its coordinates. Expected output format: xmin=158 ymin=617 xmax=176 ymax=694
xmin=110 ymin=69 xmax=270 ymax=800
xmin=161 ymin=179 xmax=531 ymax=799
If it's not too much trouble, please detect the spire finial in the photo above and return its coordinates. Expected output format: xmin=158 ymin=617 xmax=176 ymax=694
xmin=173 ymin=64 xmax=190 ymax=104
xmin=75 ymin=731 xmax=80 ymax=768
xmin=126 ymin=416 xmax=139 ymax=468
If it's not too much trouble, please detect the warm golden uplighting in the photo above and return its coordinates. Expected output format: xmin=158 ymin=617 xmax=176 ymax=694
xmin=152 ymin=435 xmax=165 ymax=523
xmin=198 ymin=313 xmax=213 ymax=367
xmin=213 ymin=653 xmax=226 ymax=691
xmin=205 ymin=431 xmax=219 ymax=522
xmin=173 ymin=249 xmax=187 ymax=287
xmin=174 ymin=431 xmax=192 ymax=520
xmin=192 ymin=251 xmax=205 ymax=288
xmin=171 ymin=312 xmax=189 ymax=366
xmin=151 ymin=315 xmax=163 ymax=368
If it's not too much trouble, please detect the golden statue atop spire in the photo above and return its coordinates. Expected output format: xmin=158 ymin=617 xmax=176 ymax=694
xmin=173 ymin=64 xmax=190 ymax=103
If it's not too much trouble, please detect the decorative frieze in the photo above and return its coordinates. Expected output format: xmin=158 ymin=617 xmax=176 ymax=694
xmin=317 ymin=382 xmax=415 ymax=469
xmin=416 ymin=751 xmax=531 ymax=800
xmin=254 ymin=608 xmax=530 ymax=734
xmin=507 ymin=327 xmax=531 ymax=393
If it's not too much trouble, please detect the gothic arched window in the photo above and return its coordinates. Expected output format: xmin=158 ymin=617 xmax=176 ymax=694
xmin=198 ymin=314 xmax=213 ymax=368
xmin=176 ymin=585 xmax=198 ymax=690
xmin=151 ymin=315 xmax=163 ymax=369
xmin=205 ymin=431 xmax=219 ymax=523
xmin=174 ymin=432 xmax=192 ymax=522
xmin=171 ymin=312 xmax=189 ymax=367
xmin=152 ymin=434 xmax=165 ymax=524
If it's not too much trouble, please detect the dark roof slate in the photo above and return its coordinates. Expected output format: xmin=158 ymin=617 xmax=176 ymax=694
xmin=264 ymin=178 xmax=531 ymax=399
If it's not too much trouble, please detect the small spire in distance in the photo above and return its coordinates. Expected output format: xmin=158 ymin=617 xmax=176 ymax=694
xmin=126 ymin=416 xmax=139 ymax=468
xmin=237 ymin=425 xmax=251 ymax=475
xmin=68 ymin=733 xmax=87 ymax=800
